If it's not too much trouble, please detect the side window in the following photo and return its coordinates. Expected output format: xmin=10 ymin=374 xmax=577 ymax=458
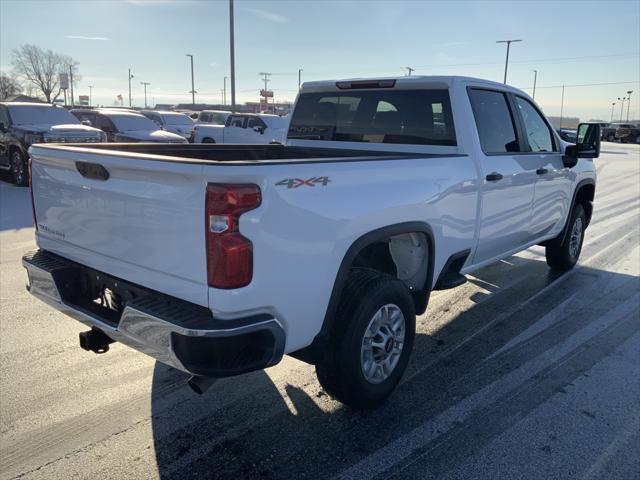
xmin=514 ymin=97 xmax=555 ymax=152
xmin=200 ymin=113 xmax=211 ymax=123
xmin=247 ymin=117 xmax=267 ymax=129
xmin=229 ymin=116 xmax=246 ymax=128
xmin=95 ymin=115 xmax=115 ymax=132
xmin=468 ymin=89 xmax=519 ymax=154
xmin=0 ymin=107 xmax=9 ymax=126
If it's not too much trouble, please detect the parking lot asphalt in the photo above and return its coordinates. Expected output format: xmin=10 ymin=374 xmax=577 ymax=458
xmin=1 ymin=143 xmax=639 ymax=480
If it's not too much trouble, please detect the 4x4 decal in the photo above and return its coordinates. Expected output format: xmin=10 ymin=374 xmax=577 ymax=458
xmin=276 ymin=176 xmax=331 ymax=188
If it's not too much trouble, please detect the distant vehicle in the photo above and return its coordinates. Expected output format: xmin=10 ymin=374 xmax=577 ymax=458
xmin=0 ymin=102 xmax=106 ymax=185
xmin=140 ymin=110 xmax=194 ymax=139
xmin=192 ymin=113 xmax=288 ymax=144
xmin=601 ymin=123 xmax=635 ymax=142
xmin=71 ymin=109 xmax=188 ymax=143
xmin=195 ymin=110 xmax=231 ymax=126
xmin=614 ymin=124 xmax=640 ymax=144
xmin=556 ymin=128 xmax=577 ymax=143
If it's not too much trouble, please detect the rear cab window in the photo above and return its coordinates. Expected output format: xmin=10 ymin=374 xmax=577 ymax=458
xmin=288 ymin=89 xmax=456 ymax=146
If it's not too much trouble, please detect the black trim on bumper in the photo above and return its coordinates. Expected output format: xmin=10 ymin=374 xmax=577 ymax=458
xmin=22 ymin=249 xmax=285 ymax=377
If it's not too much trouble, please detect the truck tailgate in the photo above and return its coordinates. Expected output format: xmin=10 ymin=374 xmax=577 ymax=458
xmin=30 ymin=146 xmax=209 ymax=306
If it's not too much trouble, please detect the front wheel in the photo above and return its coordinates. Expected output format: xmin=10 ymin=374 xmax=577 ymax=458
xmin=545 ymin=203 xmax=586 ymax=272
xmin=315 ymin=269 xmax=415 ymax=408
xmin=202 ymin=138 xmax=215 ymax=143
xmin=10 ymin=150 xmax=28 ymax=186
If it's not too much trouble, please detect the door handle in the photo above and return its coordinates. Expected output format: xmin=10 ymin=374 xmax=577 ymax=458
xmin=536 ymin=168 xmax=549 ymax=175
xmin=486 ymin=172 xmax=503 ymax=182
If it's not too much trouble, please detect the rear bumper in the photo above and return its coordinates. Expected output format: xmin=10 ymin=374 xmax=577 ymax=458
xmin=22 ymin=250 xmax=285 ymax=377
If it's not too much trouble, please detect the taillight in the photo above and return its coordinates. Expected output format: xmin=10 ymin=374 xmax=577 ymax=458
xmin=28 ymin=157 xmax=37 ymax=231
xmin=206 ymin=183 xmax=261 ymax=289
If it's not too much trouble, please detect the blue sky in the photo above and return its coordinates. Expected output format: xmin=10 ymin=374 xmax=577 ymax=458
xmin=1 ymin=0 xmax=638 ymax=120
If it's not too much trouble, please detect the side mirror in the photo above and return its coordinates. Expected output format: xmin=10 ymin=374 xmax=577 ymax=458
xmin=253 ymin=126 xmax=265 ymax=134
xmin=563 ymin=123 xmax=601 ymax=167
xmin=81 ymin=120 xmax=92 ymax=126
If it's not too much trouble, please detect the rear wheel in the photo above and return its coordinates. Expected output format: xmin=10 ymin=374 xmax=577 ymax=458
xmin=315 ymin=269 xmax=415 ymax=408
xmin=545 ymin=203 xmax=586 ymax=272
xmin=202 ymin=138 xmax=215 ymax=143
xmin=10 ymin=150 xmax=28 ymax=186
xmin=606 ymin=133 xmax=615 ymax=142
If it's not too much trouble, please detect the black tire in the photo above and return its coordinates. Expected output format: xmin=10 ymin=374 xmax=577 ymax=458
xmin=202 ymin=138 xmax=215 ymax=143
xmin=607 ymin=134 xmax=615 ymax=142
xmin=545 ymin=203 xmax=586 ymax=272
xmin=315 ymin=269 xmax=416 ymax=409
xmin=10 ymin=149 xmax=28 ymax=186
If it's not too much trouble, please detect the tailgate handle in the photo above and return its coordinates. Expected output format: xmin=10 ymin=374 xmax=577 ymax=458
xmin=76 ymin=161 xmax=110 ymax=181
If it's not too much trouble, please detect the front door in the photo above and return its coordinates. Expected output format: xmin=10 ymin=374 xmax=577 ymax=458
xmin=0 ymin=106 xmax=11 ymax=167
xmin=468 ymin=88 xmax=537 ymax=264
xmin=512 ymin=95 xmax=572 ymax=238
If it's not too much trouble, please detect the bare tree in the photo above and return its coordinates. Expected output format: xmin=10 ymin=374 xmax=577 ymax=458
xmin=0 ymin=72 xmax=23 ymax=100
xmin=11 ymin=45 xmax=79 ymax=103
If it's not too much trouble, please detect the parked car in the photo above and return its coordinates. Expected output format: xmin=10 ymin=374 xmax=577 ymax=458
xmin=140 ymin=110 xmax=194 ymax=139
xmin=601 ymin=122 xmax=635 ymax=142
xmin=24 ymin=75 xmax=599 ymax=408
xmin=614 ymin=124 xmax=640 ymax=144
xmin=556 ymin=128 xmax=577 ymax=143
xmin=71 ymin=109 xmax=188 ymax=143
xmin=0 ymin=102 xmax=106 ymax=185
xmin=195 ymin=110 xmax=231 ymax=125
xmin=192 ymin=113 xmax=288 ymax=144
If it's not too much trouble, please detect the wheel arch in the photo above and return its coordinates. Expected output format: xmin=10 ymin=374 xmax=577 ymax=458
xmin=291 ymin=221 xmax=435 ymax=364
xmin=554 ymin=178 xmax=595 ymax=246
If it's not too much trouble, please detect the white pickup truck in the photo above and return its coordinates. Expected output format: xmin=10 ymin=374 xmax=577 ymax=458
xmin=23 ymin=76 xmax=599 ymax=408
xmin=191 ymin=112 xmax=288 ymax=144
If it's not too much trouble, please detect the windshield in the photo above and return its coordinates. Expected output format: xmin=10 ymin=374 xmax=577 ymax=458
xmin=109 ymin=114 xmax=159 ymax=131
xmin=8 ymin=105 xmax=80 ymax=126
xmin=163 ymin=113 xmax=193 ymax=126
xmin=288 ymin=89 xmax=456 ymax=146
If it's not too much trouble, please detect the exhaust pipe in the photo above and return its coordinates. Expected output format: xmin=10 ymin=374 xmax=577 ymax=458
xmin=187 ymin=375 xmax=218 ymax=395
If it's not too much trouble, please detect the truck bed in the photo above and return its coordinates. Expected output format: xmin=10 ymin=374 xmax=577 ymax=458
xmin=32 ymin=143 xmax=459 ymax=165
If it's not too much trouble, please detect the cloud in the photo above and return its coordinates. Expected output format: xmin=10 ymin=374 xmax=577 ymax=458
xmin=64 ymin=35 xmax=110 ymax=41
xmin=244 ymin=7 xmax=288 ymax=23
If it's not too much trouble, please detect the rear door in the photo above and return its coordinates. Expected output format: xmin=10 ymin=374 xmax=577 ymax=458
xmin=224 ymin=115 xmax=248 ymax=143
xmin=468 ymin=88 xmax=537 ymax=264
xmin=512 ymin=95 xmax=571 ymax=239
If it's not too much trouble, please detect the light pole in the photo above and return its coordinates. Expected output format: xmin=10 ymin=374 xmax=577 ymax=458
xmin=259 ymin=72 xmax=271 ymax=112
xmin=229 ymin=0 xmax=236 ymax=112
xmin=140 ymin=81 xmax=150 ymax=108
xmin=186 ymin=54 xmax=195 ymax=104
xmin=532 ymin=70 xmax=537 ymax=100
xmin=223 ymin=76 xmax=228 ymax=105
xmin=559 ymin=84 xmax=565 ymax=129
xmin=128 ymin=69 xmax=134 ymax=106
xmin=611 ymin=102 xmax=616 ymax=122
xmin=496 ymin=39 xmax=522 ymax=84
xmin=626 ymin=90 xmax=633 ymax=121
xmin=405 ymin=66 xmax=415 ymax=76
xmin=88 ymin=85 xmax=93 ymax=106
xmin=618 ymin=97 xmax=625 ymax=121
xmin=298 ymin=68 xmax=303 ymax=90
